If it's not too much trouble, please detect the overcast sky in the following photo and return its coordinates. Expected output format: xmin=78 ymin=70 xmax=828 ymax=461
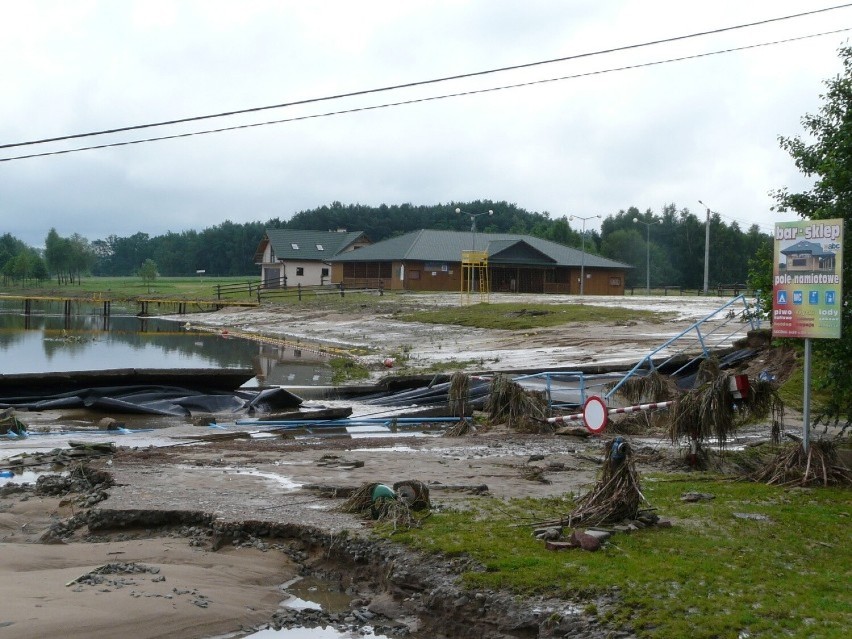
xmin=2 ymin=1 xmax=850 ymax=247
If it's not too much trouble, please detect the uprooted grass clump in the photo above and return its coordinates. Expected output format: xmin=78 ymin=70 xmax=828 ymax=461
xmin=669 ymin=358 xmax=784 ymax=460
xmin=485 ymin=373 xmax=550 ymax=432
xmin=444 ymin=371 xmax=478 ymax=436
xmin=609 ymin=369 xmax=675 ymax=404
xmin=750 ymin=439 xmax=852 ymax=487
xmin=443 ymin=419 xmax=476 ymax=437
xmin=337 ymin=482 xmax=423 ymax=530
xmin=569 ymin=438 xmax=647 ymax=526
xmin=448 ymin=371 xmax=470 ymax=418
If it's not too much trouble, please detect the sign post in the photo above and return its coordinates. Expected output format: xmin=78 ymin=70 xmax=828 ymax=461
xmin=772 ymin=219 xmax=844 ymax=451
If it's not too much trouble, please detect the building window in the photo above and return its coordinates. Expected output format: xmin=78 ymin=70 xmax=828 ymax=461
xmin=609 ymin=277 xmax=622 ymax=286
xmin=321 ymin=267 xmax=329 ymax=277
xmin=291 ymin=243 xmax=299 ymax=250
xmin=316 ymin=244 xmax=324 ymax=251
xmin=296 ymin=267 xmax=304 ymax=276
xmin=409 ymin=270 xmax=421 ymax=280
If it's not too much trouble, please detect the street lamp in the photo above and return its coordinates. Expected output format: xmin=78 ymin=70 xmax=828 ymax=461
xmin=569 ymin=214 xmax=601 ymax=295
xmin=698 ymin=200 xmax=712 ymax=295
xmin=633 ymin=217 xmax=657 ymax=295
xmin=455 ymin=207 xmax=493 ymax=251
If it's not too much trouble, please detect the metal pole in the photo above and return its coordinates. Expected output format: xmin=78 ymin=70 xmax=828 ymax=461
xmin=645 ymin=223 xmax=650 ymax=295
xmin=703 ymin=206 xmax=710 ymax=294
xmin=580 ymin=224 xmax=586 ymax=296
xmin=570 ymin=214 xmax=599 ymax=296
xmin=803 ymin=337 xmax=811 ymax=453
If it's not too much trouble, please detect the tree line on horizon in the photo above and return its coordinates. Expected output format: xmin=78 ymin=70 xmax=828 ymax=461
xmin=1 ymin=200 xmax=769 ymax=290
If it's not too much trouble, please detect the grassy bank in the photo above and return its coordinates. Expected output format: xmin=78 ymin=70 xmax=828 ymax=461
xmin=0 ymin=275 xmax=256 ymax=301
xmin=398 ymin=302 xmax=669 ymax=330
xmin=387 ymin=475 xmax=850 ymax=639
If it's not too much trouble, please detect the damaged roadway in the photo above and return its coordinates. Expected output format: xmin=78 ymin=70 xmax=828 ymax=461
xmin=0 ymin=293 xmax=765 ymax=639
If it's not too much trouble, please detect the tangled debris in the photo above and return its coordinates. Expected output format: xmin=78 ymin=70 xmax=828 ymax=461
xmin=751 ymin=440 xmax=852 ymax=487
xmin=670 ymin=358 xmax=784 ymax=464
xmin=442 ymin=419 xmax=475 ymax=437
xmin=448 ymin=371 xmax=470 ymax=419
xmin=569 ymin=437 xmax=647 ymax=526
xmin=338 ymin=480 xmax=431 ymax=530
xmin=485 ymin=373 xmax=549 ymax=432
xmin=0 ymin=408 xmax=28 ymax=436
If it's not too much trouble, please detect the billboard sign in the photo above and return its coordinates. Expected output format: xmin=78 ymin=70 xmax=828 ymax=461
xmin=772 ymin=219 xmax=844 ymax=339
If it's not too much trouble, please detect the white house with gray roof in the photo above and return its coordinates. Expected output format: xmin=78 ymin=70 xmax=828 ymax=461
xmin=328 ymin=229 xmax=631 ymax=295
xmin=254 ymin=229 xmax=370 ymax=288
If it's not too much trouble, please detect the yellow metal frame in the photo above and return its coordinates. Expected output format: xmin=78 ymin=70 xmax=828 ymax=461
xmin=460 ymin=250 xmax=490 ymax=304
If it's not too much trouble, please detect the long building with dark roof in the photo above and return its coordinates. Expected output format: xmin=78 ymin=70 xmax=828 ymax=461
xmin=328 ymin=229 xmax=631 ymax=295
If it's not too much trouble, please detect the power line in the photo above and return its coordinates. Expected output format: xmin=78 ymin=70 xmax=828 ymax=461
xmin=716 ymin=212 xmax=775 ymax=234
xmin=2 ymin=26 xmax=847 ymax=163
xmin=2 ymin=2 xmax=851 ymax=151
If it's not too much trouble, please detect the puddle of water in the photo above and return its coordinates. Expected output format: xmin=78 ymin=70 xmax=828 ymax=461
xmin=212 ymin=577 xmax=393 ymax=639
xmin=280 ymin=577 xmax=351 ymax=614
xmin=0 ymin=469 xmax=61 ymax=486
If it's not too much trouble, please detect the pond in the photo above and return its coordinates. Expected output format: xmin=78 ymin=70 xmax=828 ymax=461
xmin=0 ymin=303 xmax=333 ymax=386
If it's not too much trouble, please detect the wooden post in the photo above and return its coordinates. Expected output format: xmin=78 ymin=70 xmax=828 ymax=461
xmin=298 ymin=283 xmax=302 ymax=301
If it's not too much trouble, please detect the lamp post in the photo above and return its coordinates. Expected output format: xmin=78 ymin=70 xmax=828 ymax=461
xmin=569 ymin=214 xmax=601 ymax=295
xmin=632 ymin=217 xmax=656 ymax=295
xmin=698 ymin=200 xmax=712 ymax=295
xmin=455 ymin=207 xmax=493 ymax=251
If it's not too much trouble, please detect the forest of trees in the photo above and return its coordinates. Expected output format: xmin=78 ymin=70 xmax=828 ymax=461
xmin=0 ymin=200 xmax=770 ymax=291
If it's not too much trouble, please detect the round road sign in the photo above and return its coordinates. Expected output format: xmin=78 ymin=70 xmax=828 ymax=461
xmin=582 ymin=396 xmax=608 ymax=434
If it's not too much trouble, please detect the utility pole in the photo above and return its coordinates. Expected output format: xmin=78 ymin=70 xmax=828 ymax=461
xmin=569 ymin=214 xmax=601 ymax=295
xmin=698 ymin=200 xmax=711 ymax=295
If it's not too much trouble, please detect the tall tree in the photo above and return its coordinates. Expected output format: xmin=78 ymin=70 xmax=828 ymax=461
xmin=772 ymin=45 xmax=852 ymax=428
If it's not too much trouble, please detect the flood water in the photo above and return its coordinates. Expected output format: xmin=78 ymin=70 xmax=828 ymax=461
xmin=0 ymin=302 xmax=412 ymax=639
xmin=0 ymin=302 xmax=332 ymax=386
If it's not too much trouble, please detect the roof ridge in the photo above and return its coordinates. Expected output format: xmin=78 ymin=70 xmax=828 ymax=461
xmin=401 ymin=229 xmax=426 ymax=260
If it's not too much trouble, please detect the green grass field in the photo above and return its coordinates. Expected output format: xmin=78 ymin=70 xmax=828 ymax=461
xmin=385 ymin=475 xmax=851 ymax=639
xmin=0 ymin=275 xmax=257 ymax=301
xmin=399 ymin=301 xmax=670 ymax=330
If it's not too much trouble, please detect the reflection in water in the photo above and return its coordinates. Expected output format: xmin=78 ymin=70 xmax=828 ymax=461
xmin=256 ymin=343 xmax=333 ymax=386
xmin=0 ymin=306 xmax=332 ymax=384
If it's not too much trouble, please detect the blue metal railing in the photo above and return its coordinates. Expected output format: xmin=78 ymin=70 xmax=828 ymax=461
xmin=512 ymin=370 xmax=625 ymax=410
xmin=603 ymin=294 xmax=759 ymax=401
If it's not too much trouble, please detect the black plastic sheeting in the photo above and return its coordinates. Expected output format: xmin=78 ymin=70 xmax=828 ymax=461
xmin=0 ymin=385 xmax=303 ymax=417
xmin=353 ymin=348 xmax=763 ymax=408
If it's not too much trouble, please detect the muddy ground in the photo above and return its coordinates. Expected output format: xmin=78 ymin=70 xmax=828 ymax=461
xmin=0 ymin=294 xmax=791 ymax=639
xmin=2 ymin=423 xmax=703 ymax=639
xmin=186 ymin=292 xmax=759 ymax=374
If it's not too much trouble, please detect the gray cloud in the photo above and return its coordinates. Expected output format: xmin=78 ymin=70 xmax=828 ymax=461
xmin=1 ymin=0 xmax=844 ymax=247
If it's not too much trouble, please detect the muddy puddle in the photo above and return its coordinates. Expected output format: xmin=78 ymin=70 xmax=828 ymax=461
xmin=210 ymin=575 xmax=411 ymax=639
xmin=0 ymin=468 xmax=62 ymax=486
